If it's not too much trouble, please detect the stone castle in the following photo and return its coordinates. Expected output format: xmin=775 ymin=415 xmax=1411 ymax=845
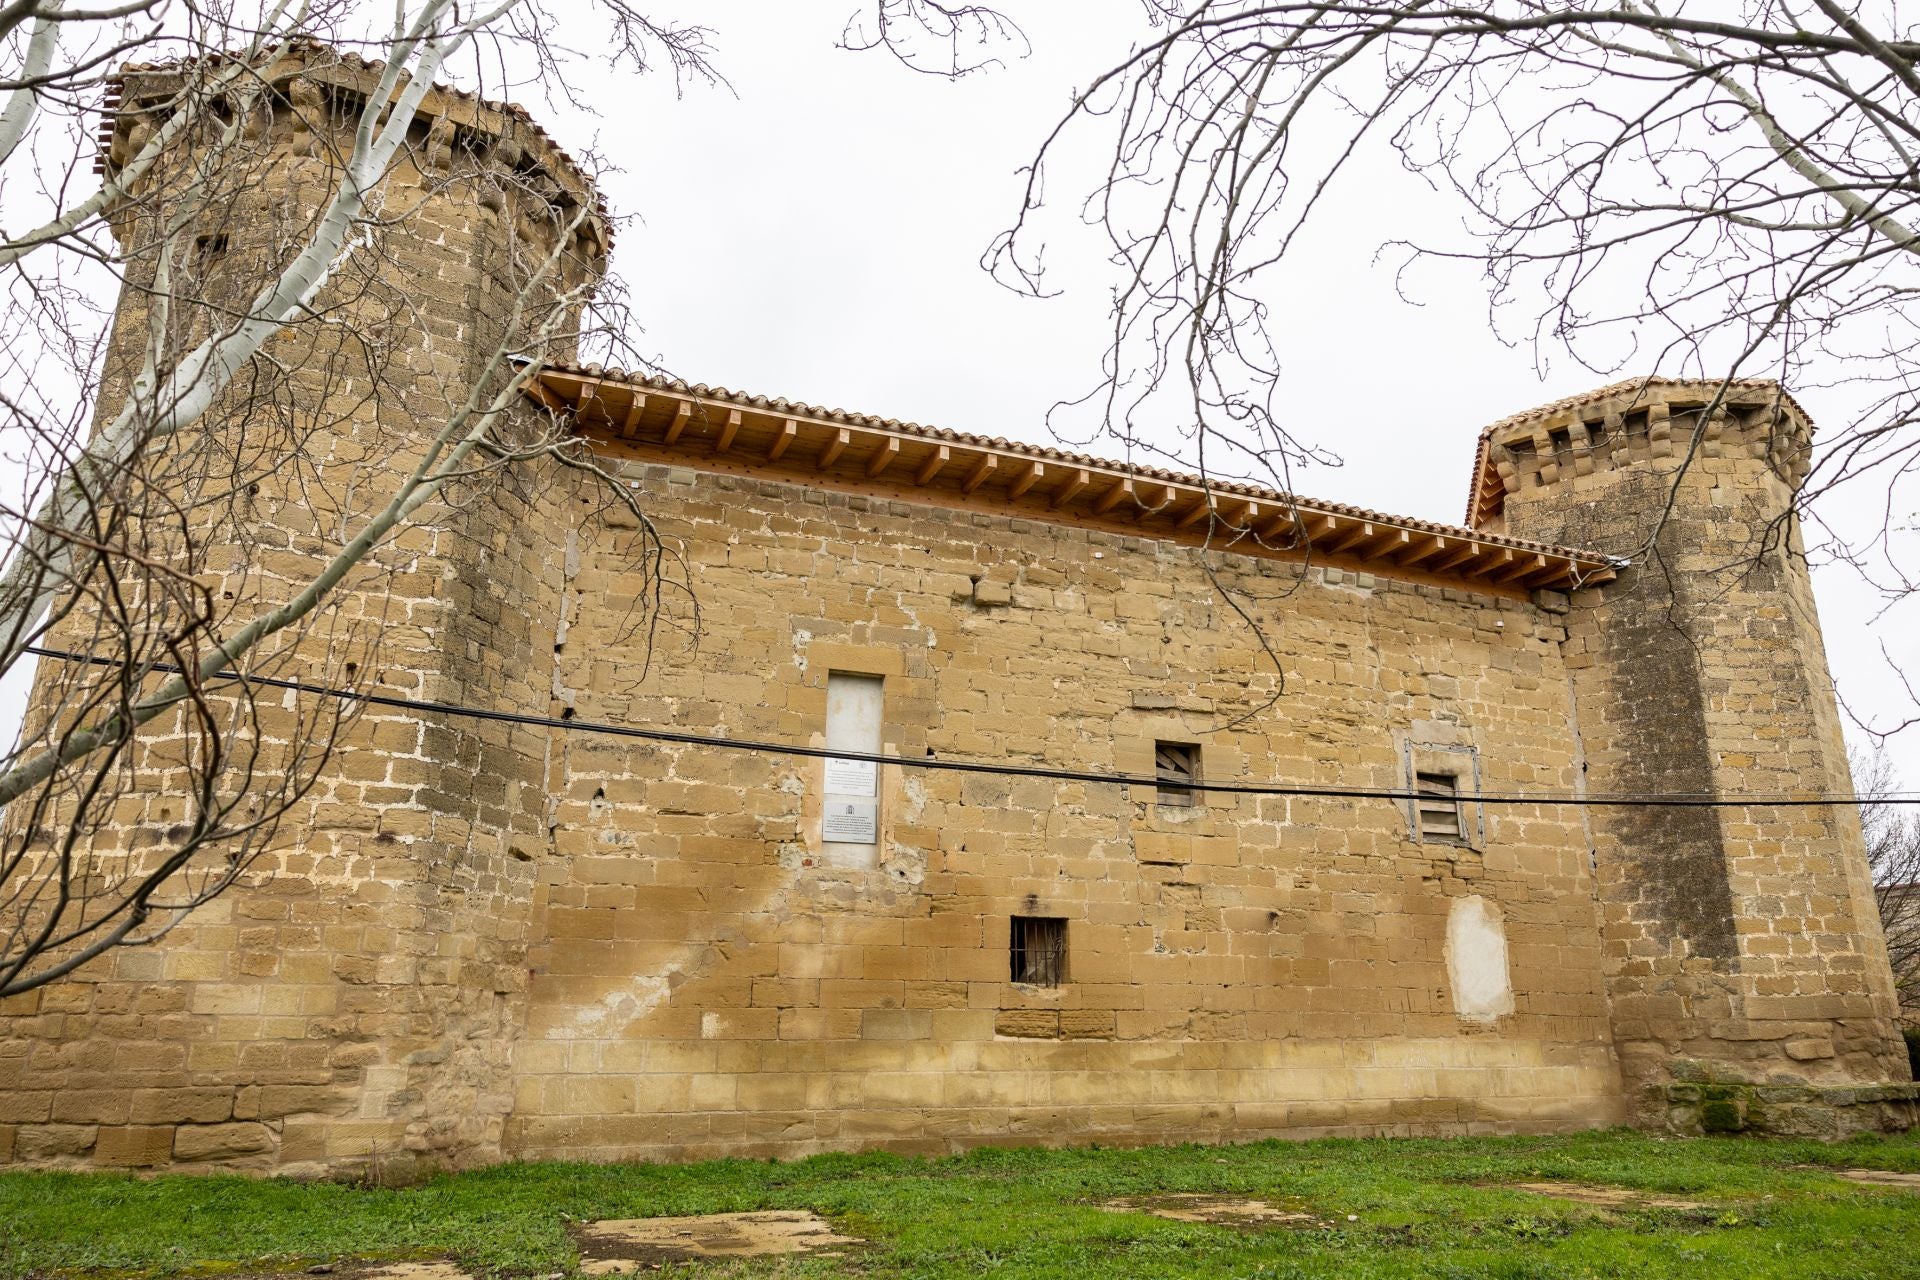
xmin=0 ymin=47 xmax=1911 ymax=1175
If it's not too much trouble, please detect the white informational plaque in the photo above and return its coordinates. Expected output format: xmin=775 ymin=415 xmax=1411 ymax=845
xmin=824 ymin=756 xmax=877 ymax=797
xmin=822 ymin=797 xmax=878 ymax=844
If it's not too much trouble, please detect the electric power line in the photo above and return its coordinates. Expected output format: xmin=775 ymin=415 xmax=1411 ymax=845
xmin=22 ymin=643 xmax=1920 ymax=809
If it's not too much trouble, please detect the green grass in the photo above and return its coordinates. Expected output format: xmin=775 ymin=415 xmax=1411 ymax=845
xmin=4 ymin=1130 xmax=1920 ymax=1279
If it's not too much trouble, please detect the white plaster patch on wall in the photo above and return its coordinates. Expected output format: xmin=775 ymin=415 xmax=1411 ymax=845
xmin=1445 ymin=895 xmax=1514 ymax=1023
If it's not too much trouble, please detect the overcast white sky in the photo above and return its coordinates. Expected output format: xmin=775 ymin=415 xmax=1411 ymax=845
xmin=2 ymin=1 xmax=1913 ymax=790
xmin=491 ymin=1 xmax=1920 ymax=786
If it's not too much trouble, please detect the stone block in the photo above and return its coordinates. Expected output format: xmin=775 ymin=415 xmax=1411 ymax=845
xmin=861 ymin=1008 xmax=932 ymax=1041
xmin=993 ymin=1010 xmax=1060 ymax=1040
xmin=93 ymin=1126 xmax=176 ymax=1168
xmin=173 ymin=1122 xmax=275 ymax=1162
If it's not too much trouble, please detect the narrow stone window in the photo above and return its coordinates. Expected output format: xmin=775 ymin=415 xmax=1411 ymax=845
xmin=822 ymin=671 xmax=883 ymax=865
xmin=1010 ymin=916 xmax=1066 ymax=986
xmin=1416 ymin=772 xmax=1466 ymax=844
xmin=1154 ymin=741 xmax=1201 ymax=807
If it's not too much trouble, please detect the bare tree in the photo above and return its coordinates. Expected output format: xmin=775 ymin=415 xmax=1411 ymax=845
xmin=0 ymin=3 xmax=720 ymax=995
xmin=916 ymin=2 xmax=1920 ymax=705
xmin=1859 ymin=747 xmax=1920 ymax=1015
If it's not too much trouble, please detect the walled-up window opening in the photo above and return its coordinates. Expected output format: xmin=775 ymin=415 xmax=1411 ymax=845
xmin=1155 ymin=741 xmax=1201 ymax=807
xmin=1010 ymin=916 xmax=1066 ymax=986
xmin=821 ymin=672 xmax=884 ymax=865
xmin=1416 ymin=772 xmax=1466 ymax=844
xmin=1583 ymin=419 xmax=1608 ymax=450
xmin=1622 ymin=409 xmax=1650 ymax=436
xmin=1547 ymin=427 xmax=1574 ymax=456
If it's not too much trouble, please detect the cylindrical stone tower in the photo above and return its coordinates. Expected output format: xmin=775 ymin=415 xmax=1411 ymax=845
xmin=1471 ymin=377 xmax=1914 ymax=1135
xmin=0 ymin=44 xmax=602 ymax=1174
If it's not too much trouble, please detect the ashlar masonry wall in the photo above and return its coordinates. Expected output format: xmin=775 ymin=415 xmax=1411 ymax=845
xmin=508 ymin=457 xmax=1628 ymax=1163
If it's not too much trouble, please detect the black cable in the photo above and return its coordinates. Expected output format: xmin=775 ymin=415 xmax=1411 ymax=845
xmin=22 ymin=643 xmax=1920 ymax=808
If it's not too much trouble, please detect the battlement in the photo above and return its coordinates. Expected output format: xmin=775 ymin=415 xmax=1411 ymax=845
xmin=1468 ymin=378 xmax=1812 ymax=533
xmin=98 ymin=41 xmax=609 ymax=267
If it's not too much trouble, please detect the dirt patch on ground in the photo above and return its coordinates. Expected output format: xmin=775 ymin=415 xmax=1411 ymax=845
xmin=571 ymin=1211 xmax=862 ymax=1272
xmin=1099 ymin=1194 xmax=1328 ymax=1229
xmin=218 ymin=1258 xmax=474 ymax=1280
xmin=1507 ymin=1182 xmax=1711 ymax=1210
xmin=1829 ymin=1169 xmax=1920 ymax=1190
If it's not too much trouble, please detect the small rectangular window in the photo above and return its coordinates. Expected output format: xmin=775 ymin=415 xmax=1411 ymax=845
xmin=194 ymin=231 xmax=229 ymax=263
xmin=1416 ymin=772 xmax=1466 ymax=844
xmin=1547 ymin=427 xmax=1574 ymax=456
xmin=822 ymin=672 xmax=884 ymax=855
xmin=1010 ymin=916 xmax=1066 ymax=986
xmin=1154 ymin=741 xmax=1200 ymax=807
xmin=1622 ymin=409 xmax=1650 ymax=436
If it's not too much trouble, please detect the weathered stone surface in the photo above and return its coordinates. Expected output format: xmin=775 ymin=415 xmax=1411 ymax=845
xmin=173 ymin=1122 xmax=275 ymax=1162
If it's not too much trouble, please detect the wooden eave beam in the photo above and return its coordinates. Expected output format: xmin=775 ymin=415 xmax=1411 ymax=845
xmin=1495 ymin=553 xmax=1549 ymax=584
xmin=1259 ymin=509 xmax=1305 ymax=543
xmin=664 ymin=401 xmax=692 ymax=446
xmin=1471 ymin=548 xmax=1517 ymax=579
xmin=1174 ymin=494 xmax=1213 ymax=529
xmin=915 ymin=445 xmax=950 ymax=486
xmin=1398 ymin=535 xmax=1447 ymax=567
xmin=1328 ymin=521 xmax=1379 ymax=555
xmin=962 ymin=453 xmax=998 ymax=493
xmin=1053 ymin=468 xmax=1091 ymax=509
xmin=526 ymin=376 xmax=568 ymax=415
xmin=1216 ymin=498 xmax=1258 ymax=531
xmin=866 ymin=436 xmax=901 ymax=478
xmin=714 ymin=409 xmax=741 ymax=454
xmin=1520 ymin=558 xmax=1576 ymax=588
xmin=1008 ymin=460 xmax=1046 ymax=500
xmin=819 ymin=427 xmax=849 ymax=470
xmin=768 ymin=418 xmax=797 ymax=462
xmin=1092 ymin=478 xmax=1133 ymax=515
xmin=620 ymin=392 xmax=647 ymax=438
xmin=1435 ymin=544 xmax=1483 ymax=575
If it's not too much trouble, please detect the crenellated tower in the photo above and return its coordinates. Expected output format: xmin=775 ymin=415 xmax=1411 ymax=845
xmin=0 ymin=45 xmax=602 ymax=1174
xmin=1471 ymin=378 xmax=1914 ymax=1134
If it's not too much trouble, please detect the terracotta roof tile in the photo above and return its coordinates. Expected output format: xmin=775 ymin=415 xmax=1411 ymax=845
xmin=542 ymin=358 xmax=1621 ymax=567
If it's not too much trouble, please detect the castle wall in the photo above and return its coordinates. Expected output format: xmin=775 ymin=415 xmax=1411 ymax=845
xmin=3 ymin=51 xmax=1911 ymax=1175
xmin=505 ymin=458 xmax=1627 ymax=1163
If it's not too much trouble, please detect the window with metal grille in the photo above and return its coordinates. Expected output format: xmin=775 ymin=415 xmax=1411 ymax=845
xmin=1416 ymin=772 xmax=1466 ymax=843
xmin=1155 ymin=741 xmax=1200 ymax=807
xmin=1009 ymin=916 xmax=1067 ymax=986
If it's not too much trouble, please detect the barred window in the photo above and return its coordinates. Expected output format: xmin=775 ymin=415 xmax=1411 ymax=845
xmin=1155 ymin=741 xmax=1201 ymax=807
xmin=1416 ymin=772 xmax=1466 ymax=844
xmin=1009 ymin=916 xmax=1066 ymax=987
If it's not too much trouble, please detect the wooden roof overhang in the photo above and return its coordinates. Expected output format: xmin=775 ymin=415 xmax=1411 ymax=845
xmin=527 ymin=364 xmax=1620 ymax=596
